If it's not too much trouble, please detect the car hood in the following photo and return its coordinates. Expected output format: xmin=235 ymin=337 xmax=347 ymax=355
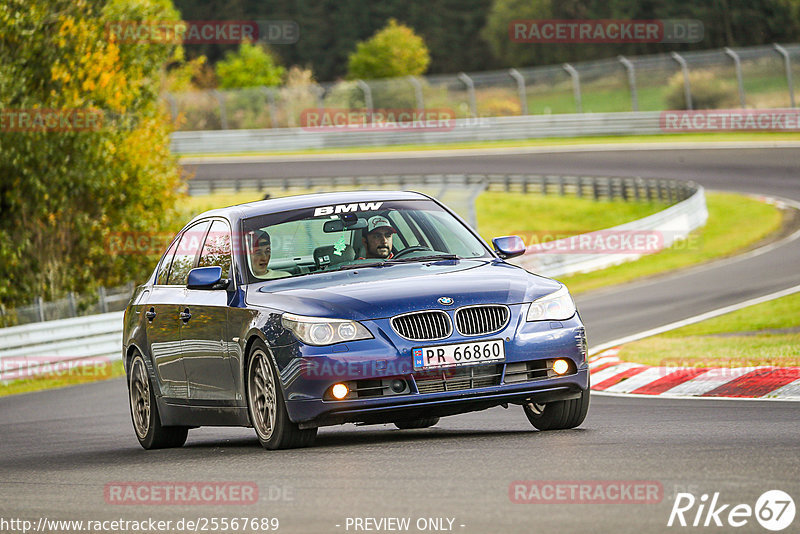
xmin=245 ymin=259 xmax=562 ymax=321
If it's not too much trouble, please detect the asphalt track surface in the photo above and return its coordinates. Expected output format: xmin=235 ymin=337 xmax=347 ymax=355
xmin=2 ymin=146 xmax=799 ymax=533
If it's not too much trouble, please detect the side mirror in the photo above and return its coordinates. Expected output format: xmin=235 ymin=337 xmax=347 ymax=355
xmin=492 ymin=235 xmax=526 ymax=259
xmin=187 ymin=266 xmax=229 ymax=290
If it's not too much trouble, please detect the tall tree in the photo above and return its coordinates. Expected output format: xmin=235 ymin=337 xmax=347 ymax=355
xmin=0 ymin=0 xmax=184 ymax=307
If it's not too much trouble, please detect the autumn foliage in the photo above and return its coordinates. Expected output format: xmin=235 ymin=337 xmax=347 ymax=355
xmin=0 ymin=0 xmax=185 ymax=306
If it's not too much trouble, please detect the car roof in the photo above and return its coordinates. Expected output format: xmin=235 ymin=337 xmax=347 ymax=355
xmin=187 ymin=190 xmax=432 ymax=227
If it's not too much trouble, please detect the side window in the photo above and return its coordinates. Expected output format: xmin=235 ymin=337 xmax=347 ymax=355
xmin=156 ymin=237 xmax=180 ymax=285
xmin=167 ymin=221 xmax=210 ymax=286
xmin=198 ymin=220 xmax=232 ymax=279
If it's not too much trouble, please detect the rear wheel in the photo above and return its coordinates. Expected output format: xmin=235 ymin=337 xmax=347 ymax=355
xmin=128 ymin=354 xmax=188 ymax=449
xmin=246 ymin=341 xmax=317 ymax=450
xmin=394 ymin=417 xmax=440 ymax=429
xmin=523 ymin=388 xmax=590 ymax=431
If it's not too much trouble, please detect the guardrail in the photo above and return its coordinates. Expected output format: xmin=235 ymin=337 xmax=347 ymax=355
xmin=512 ymin=186 xmax=707 ymax=277
xmin=0 ymin=174 xmax=705 ymax=378
xmin=0 ymin=311 xmax=123 ymax=383
xmin=172 ymin=111 xmax=666 ymax=154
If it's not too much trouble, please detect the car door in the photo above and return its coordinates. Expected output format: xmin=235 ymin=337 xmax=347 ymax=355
xmin=146 ymin=234 xmax=188 ymax=399
xmin=181 ymin=219 xmax=238 ymax=401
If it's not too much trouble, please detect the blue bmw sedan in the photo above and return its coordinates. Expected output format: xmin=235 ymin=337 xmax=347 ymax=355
xmin=123 ymin=190 xmax=589 ymax=450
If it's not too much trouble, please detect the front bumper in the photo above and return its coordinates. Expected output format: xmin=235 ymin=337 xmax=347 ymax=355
xmin=273 ymin=306 xmax=588 ymax=427
xmin=291 ymin=367 xmax=588 ymax=428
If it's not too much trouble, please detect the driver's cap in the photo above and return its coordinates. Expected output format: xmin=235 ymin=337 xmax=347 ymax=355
xmin=366 ymin=216 xmax=396 ymax=235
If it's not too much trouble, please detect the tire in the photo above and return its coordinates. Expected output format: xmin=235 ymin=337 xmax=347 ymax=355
xmin=394 ymin=417 xmax=440 ymax=429
xmin=523 ymin=387 xmax=590 ymax=431
xmin=128 ymin=353 xmax=188 ymax=449
xmin=246 ymin=340 xmax=317 ymax=450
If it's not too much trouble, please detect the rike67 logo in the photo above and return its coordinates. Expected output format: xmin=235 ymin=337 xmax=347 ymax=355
xmin=668 ymin=490 xmax=795 ymax=531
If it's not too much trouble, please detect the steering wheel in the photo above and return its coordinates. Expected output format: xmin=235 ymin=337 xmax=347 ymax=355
xmin=392 ymin=245 xmax=433 ymax=259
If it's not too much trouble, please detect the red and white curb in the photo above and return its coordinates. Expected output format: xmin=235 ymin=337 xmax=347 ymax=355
xmin=589 ymin=348 xmax=800 ymax=400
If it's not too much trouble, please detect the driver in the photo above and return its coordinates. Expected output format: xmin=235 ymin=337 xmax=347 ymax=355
xmin=248 ymin=230 xmax=291 ymax=279
xmin=361 ymin=216 xmax=396 ymax=259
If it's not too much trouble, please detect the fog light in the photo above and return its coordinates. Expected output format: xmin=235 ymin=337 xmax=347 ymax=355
xmin=553 ymin=359 xmax=570 ymax=375
xmin=331 ymin=383 xmax=349 ymax=399
xmin=390 ymin=379 xmax=406 ymax=393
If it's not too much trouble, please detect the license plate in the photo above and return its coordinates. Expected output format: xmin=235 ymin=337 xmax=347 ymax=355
xmin=413 ymin=339 xmax=505 ymax=369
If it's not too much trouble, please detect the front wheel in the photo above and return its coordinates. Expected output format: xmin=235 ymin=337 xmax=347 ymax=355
xmin=523 ymin=388 xmax=590 ymax=431
xmin=128 ymin=354 xmax=188 ymax=449
xmin=246 ymin=341 xmax=317 ymax=450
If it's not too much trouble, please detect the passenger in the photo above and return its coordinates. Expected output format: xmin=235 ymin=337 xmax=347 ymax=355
xmin=361 ymin=216 xmax=396 ymax=259
xmin=248 ymin=230 xmax=290 ymax=279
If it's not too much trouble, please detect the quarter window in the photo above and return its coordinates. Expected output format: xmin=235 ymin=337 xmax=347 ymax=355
xmin=156 ymin=238 xmax=180 ymax=285
xmin=198 ymin=220 xmax=232 ymax=279
xmin=167 ymin=221 xmax=210 ymax=286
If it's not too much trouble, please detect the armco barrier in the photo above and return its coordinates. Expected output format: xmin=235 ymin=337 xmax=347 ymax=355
xmin=511 ymin=185 xmax=707 ymax=277
xmin=171 ymin=112 xmax=665 ymax=154
xmin=0 ymin=311 xmax=123 ymax=383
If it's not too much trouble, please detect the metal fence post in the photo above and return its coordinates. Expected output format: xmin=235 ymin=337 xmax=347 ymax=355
xmin=260 ymin=87 xmax=279 ymax=129
xmin=773 ymin=43 xmax=796 ymax=108
xmin=467 ymin=179 xmax=487 ymax=230
xmin=508 ymin=68 xmax=528 ymax=115
xmin=212 ymin=90 xmax=228 ymax=129
xmin=724 ymin=47 xmax=747 ymax=108
xmin=407 ymin=76 xmax=425 ymax=111
xmin=35 ymin=296 xmax=44 ymax=322
xmin=68 ymin=292 xmax=77 ymax=317
xmin=618 ymin=56 xmax=639 ymax=112
xmin=670 ymin=52 xmax=693 ymax=110
xmin=165 ymin=93 xmax=178 ymax=122
xmin=562 ymin=64 xmax=582 ymax=113
xmin=457 ymin=72 xmax=478 ymax=117
xmin=355 ymin=80 xmax=374 ymax=117
xmin=98 ymin=286 xmax=108 ymax=314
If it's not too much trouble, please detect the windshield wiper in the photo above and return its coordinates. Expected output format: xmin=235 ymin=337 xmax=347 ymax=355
xmin=385 ymin=254 xmax=460 ymax=264
xmin=334 ymin=261 xmax=388 ymax=271
xmin=332 ymin=254 xmax=459 ymax=271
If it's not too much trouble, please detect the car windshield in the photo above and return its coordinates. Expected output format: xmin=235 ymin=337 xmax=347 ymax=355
xmin=241 ymin=198 xmax=492 ymax=283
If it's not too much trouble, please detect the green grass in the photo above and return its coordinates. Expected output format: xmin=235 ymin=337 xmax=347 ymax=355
xmin=666 ymin=292 xmax=800 ymax=336
xmin=618 ymin=293 xmax=800 ymax=367
xmin=558 ymin=192 xmax=783 ymax=294
xmin=177 ymin=131 xmax=800 ymax=158
xmin=0 ymin=360 xmax=125 ymax=398
xmin=475 ymin=192 xmax=666 ymax=243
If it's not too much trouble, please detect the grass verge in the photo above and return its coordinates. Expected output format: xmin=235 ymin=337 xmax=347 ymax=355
xmin=559 ymin=192 xmax=784 ymax=294
xmin=617 ymin=292 xmax=800 ymax=367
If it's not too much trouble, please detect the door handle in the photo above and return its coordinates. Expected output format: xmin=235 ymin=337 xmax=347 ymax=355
xmin=179 ymin=308 xmax=192 ymax=322
xmin=145 ymin=308 xmax=156 ymax=321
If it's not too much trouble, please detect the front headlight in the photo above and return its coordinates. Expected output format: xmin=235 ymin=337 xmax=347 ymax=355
xmin=526 ymin=285 xmax=577 ymax=321
xmin=281 ymin=313 xmax=373 ymax=346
